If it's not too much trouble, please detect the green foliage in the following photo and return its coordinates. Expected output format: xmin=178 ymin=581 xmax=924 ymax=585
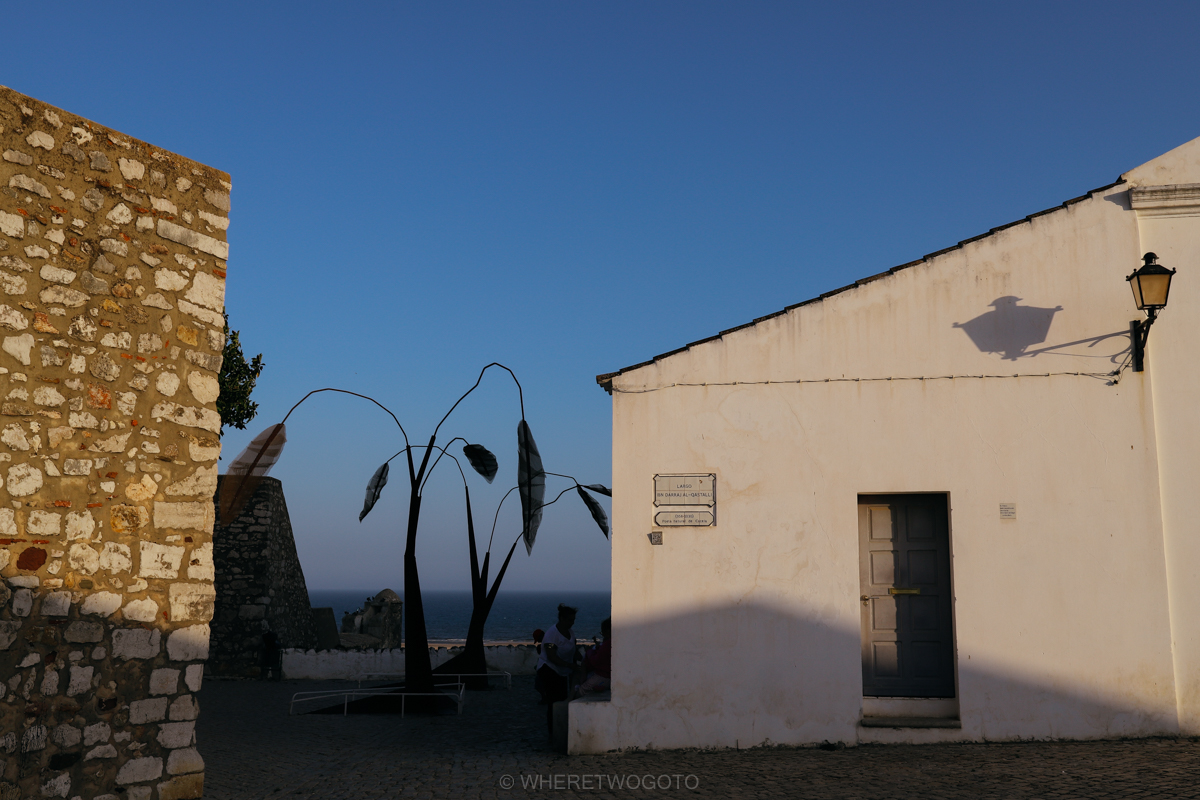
xmin=217 ymin=315 xmax=265 ymax=434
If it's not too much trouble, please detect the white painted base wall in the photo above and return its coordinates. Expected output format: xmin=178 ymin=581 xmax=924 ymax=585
xmin=282 ymin=644 xmax=540 ymax=680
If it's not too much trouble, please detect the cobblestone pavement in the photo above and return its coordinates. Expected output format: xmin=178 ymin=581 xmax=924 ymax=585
xmin=197 ymin=676 xmax=1200 ymax=799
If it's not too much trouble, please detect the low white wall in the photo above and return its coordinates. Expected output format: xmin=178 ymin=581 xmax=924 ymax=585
xmin=282 ymin=644 xmax=540 ymax=680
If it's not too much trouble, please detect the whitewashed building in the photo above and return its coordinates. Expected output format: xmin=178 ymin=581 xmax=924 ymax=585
xmin=572 ymin=137 xmax=1200 ymax=752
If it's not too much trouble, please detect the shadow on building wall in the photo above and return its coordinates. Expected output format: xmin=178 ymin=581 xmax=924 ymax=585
xmin=587 ymin=601 xmax=1177 ymax=751
xmin=953 ymin=297 xmax=1129 ymax=366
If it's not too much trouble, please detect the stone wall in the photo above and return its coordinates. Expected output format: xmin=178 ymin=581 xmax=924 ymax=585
xmin=0 ymin=87 xmax=227 ymax=800
xmin=208 ymin=476 xmax=316 ymax=677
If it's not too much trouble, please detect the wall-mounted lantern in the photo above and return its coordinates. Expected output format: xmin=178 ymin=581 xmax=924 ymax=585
xmin=1127 ymin=252 xmax=1176 ymax=372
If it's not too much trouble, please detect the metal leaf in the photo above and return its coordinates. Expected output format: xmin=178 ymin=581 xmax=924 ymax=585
xmin=219 ymin=423 xmax=287 ymax=526
xmin=517 ymin=420 xmax=545 ymax=555
xmin=576 ymin=486 xmax=610 ymax=539
xmin=359 ymin=462 xmax=390 ymax=522
xmin=582 ymin=484 xmax=611 ymax=497
xmin=462 ymin=443 xmax=498 ymax=484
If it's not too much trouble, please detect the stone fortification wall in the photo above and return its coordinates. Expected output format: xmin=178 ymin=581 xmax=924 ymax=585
xmin=0 ymin=87 xmax=227 ymax=800
xmin=209 ymin=476 xmax=317 ymax=677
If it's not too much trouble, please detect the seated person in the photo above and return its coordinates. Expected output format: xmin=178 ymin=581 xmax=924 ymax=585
xmin=579 ymin=617 xmax=610 ymax=695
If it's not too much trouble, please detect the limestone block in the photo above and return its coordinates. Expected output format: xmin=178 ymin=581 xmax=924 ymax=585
xmin=67 ymin=665 xmax=93 ymax=696
xmin=198 ymin=210 xmax=229 ymax=230
xmin=7 ymin=462 xmax=41 ymax=495
xmin=0 ymin=620 xmax=22 ymax=649
xmin=184 ymin=664 xmax=203 ymax=692
xmin=81 ymin=591 xmax=123 ymax=616
xmin=140 ymin=541 xmax=185 ymax=578
xmin=165 ymin=747 xmax=204 ymax=775
xmin=203 ymin=188 xmax=230 ymax=211
xmin=150 ymin=402 xmax=221 ymax=434
xmin=123 ymin=598 xmax=159 ymax=623
xmin=118 ymin=158 xmax=145 ymax=181
xmin=86 ymin=744 xmax=118 ymax=760
xmin=169 ymin=583 xmax=215 ymax=621
xmin=100 ymin=332 xmax=132 ymax=350
xmin=63 ymin=459 xmax=93 ymax=476
xmin=186 ymin=372 xmax=219 ymax=404
xmin=110 ymin=504 xmax=148 ymax=533
xmin=0 ymin=212 xmax=23 ymax=238
xmin=0 ymin=304 xmax=29 ymax=329
xmin=0 ymin=508 xmax=15 ymax=536
xmin=100 ymin=238 xmax=127 ymax=256
xmin=178 ymin=299 xmax=223 ymax=327
xmin=64 ymin=621 xmax=103 ymax=643
xmin=1 ymin=422 xmax=31 ymax=450
xmin=150 ymin=668 xmax=181 ymax=697
xmin=155 ymin=270 xmax=188 ymax=292
xmin=40 ymin=285 xmax=90 ymax=307
xmin=13 ymin=588 xmax=33 ymax=616
xmin=184 ymin=272 xmax=224 ymax=311
xmin=154 ymin=501 xmax=214 ymax=532
xmin=40 ymin=772 xmax=70 ymax=798
xmin=42 ymin=591 xmax=71 ymax=616
xmin=28 ymin=511 xmax=62 ymax=537
xmin=84 ymin=722 xmax=110 ymax=745
xmin=156 ymin=372 xmax=180 ymax=396
xmin=40 ymin=265 xmax=77 ymax=285
xmin=81 ymin=270 xmax=109 ymax=294
xmin=186 ymin=542 xmax=214 ymax=581
xmin=26 ymin=131 xmax=54 ymax=150
xmin=157 ymin=773 xmax=204 ymax=800
xmin=32 ymin=386 xmax=65 ymax=406
xmin=167 ymin=465 xmax=217 ymax=497
xmin=125 ymin=474 xmax=158 ymax=502
xmin=112 ymin=627 xmax=161 ymax=660
xmin=99 ymin=541 xmax=132 ymax=573
xmin=2 ymin=149 xmax=32 ymax=165
xmin=116 ymin=755 xmax=163 ymax=784
xmin=142 ymin=292 xmax=174 ymax=310
xmin=3 ymin=333 xmax=34 ymax=365
xmin=166 ymin=625 xmax=210 ymax=662
xmin=68 ymin=314 xmax=97 ymax=341
xmin=156 ymin=721 xmax=195 ymax=749
xmin=10 ymin=173 xmax=51 ymax=198
xmin=0 ymin=270 xmax=26 ymax=295
xmin=40 ymin=669 xmax=59 ymax=695
xmin=169 ymin=694 xmax=198 ymax=721
xmin=52 ymin=724 xmax=81 ymax=747
xmin=156 ymin=219 xmax=228 ymax=259
xmin=67 ymin=543 xmax=99 ymax=575
xmin=89 ymin=353 xmax=122 ymax=381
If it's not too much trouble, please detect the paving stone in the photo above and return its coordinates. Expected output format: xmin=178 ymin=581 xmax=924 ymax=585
xmin=194 ymin=676 xmax=1200 ymax=800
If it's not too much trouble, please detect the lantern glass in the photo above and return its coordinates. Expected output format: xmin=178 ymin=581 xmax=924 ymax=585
xmin=1134 ymin=271 xmax=1172 ymax=309
xmin=1128 ymin=254 xmax=1175 ymax=312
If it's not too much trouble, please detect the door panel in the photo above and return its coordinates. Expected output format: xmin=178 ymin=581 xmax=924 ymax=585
xmin=859 ymin=495 xmax=954 ymax=698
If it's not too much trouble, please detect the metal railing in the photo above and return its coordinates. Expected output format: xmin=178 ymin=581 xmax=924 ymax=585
xmin=289 ymin=682 xmax=466 ymax=717
xmin=355 ymin=672 xmax=512 ymax=690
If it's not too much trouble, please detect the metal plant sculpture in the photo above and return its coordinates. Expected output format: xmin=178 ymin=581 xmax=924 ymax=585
xmin=219 ymin=363 xmax=610 ymax=693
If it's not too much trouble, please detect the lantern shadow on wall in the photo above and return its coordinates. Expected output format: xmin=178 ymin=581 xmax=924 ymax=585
xmin=953 ymin=297 xmax=1130 ymax=366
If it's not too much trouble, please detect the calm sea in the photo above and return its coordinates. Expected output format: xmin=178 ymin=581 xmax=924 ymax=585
xmin=308 ymin=589 xmax=611 ymax=643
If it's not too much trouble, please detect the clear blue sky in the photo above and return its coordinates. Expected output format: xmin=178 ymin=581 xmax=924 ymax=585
xmin=9 ymin=2 xmax=1199 ymax=591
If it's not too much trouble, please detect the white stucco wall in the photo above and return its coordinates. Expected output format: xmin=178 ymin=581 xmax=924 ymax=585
xmin=574 ymin=138 xmax=1200 ymax=753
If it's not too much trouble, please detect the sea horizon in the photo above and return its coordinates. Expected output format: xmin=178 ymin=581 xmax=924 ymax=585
xmin=309 ymin=588 xmax=612 ymax=643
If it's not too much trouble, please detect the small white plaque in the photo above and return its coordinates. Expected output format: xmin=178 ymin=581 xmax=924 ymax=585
xmin=654 ymin=510 xmax=714 ymax=527
xmin=654 ymin=474 xmax=716 ymax=507
xmin=1000 ymin=503 xmax=1017 ymax=520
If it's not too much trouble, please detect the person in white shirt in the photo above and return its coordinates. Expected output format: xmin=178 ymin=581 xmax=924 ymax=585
xmin=536 ymin=604 xmax=580 ymax=734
